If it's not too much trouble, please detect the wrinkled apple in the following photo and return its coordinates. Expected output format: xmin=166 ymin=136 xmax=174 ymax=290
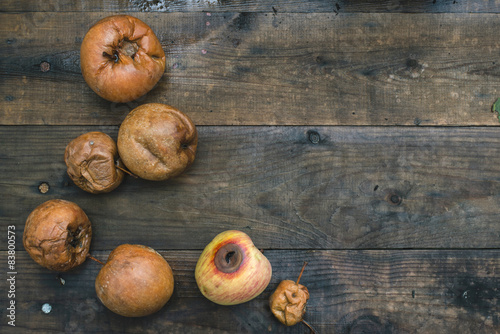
xmin=269 ymin=262 xmax=315 ymax=333
xmin=117 ymin=103 xmax=198 ymax=181
xmin=64 ymin=131 xmax=125 ymax=194
xmin=23 ymin=199 xmax=92 ymax=271
xmin=195 ymin=230 xmax=272 ymax=305
xmin=80 ymin=15 xmax=166 ymax=103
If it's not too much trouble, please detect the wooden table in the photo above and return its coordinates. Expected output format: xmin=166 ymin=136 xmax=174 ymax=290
xmin=1 ymin=1 xmax=500 ymax=333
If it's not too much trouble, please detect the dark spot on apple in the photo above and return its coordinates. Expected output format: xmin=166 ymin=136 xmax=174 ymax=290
xmin=68 ymin=226 xmax=83 ymax=248
xmin=102 ymin=51 xmax=119 ymax=63
xmin=225 ymin=251 xmax=235 ymax=263
xmin=215 ymin=244 xmax=243 ymax=273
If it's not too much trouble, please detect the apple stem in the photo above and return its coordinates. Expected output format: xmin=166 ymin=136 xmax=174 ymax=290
xmin=116 ymin=164 xmax=138 ymax=178
xmin=87 ymin=254 xmax=105 ymax=266
xmin=296 ymin=261 xmax=308 ymax=285
xmin=301 ymin=319 xmax=317 ymax=334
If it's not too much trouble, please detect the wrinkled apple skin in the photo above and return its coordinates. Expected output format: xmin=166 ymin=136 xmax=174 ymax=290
xmin=80 ymin=15 xmax=166 ymax=103
xmin=23 ymin=199 xmax=92 ymax=272
xmin=65 ymin=131 xmax=124 ymax=194
xmin=117 ymin=103 xmax=198 ymax=181
xmin=195 ymin=230 xmax=272 ymax=305
xmin=269 ymin=279 xmax=310 ymax=326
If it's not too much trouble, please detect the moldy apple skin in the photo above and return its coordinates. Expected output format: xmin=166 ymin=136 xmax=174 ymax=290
xmin=195 ymin=230 xmax=272 ymax=306
xmin=23 ymin=199 xmax=92 ymax=272
xmin=117 ymin=103 xmax=198 ymax=181
xmin=80 ymin=15 xmax=166 ymax=103
xmin=95 ymin=244 xmax=174 ymax=317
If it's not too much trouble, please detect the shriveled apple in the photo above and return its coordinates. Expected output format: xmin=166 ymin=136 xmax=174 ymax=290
xmin=195 ymin=230 xmax=272 ymax=305
xmin=80 ymin=15 xmax=166 ymax=103
xmin=95 ymin=244 xmax=174 ymax=317
xmin=64 ymin=131 xmax=125 ymax=194
xmin=269 ymin=262 xmax=315 ymax=333
xmin=23 ymin=199 xmax=92 ymax=272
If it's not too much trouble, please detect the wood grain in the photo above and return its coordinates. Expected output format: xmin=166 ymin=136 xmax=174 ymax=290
xmin=2 ymin=13 xmax=500 ymax=126
xmin=1 ymin=249 xmax=498 ymax=333
xmin=2 ymin=125 xmax=500 ymax=251
xmin=3 ymin=0 xmax=500 ymax=13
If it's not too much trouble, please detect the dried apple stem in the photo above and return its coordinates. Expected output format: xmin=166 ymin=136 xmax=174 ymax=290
xmin=87 ymin=254 xmax=105 ymax=266
xmin=301 ymin=319 xmax=317 ymax=334
xmin=296 ymin=261 xmax=308 ymax=285
xmin=116 ymin=164 xmax=138 ymax=178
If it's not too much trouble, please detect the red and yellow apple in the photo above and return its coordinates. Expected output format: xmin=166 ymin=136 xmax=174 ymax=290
xmin=195 ymin=230 xmax=272 ymax=305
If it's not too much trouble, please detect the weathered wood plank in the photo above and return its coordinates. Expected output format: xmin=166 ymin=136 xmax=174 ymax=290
xmin=2 ymin=125 xmax=500 ymax=250
xmin=3 ymin=0 xmax=500 ymax=13
xmin=1 ymin=249 xmax=498 ymax=333
xmin=1 ymin=13 xmax=500 ymax=126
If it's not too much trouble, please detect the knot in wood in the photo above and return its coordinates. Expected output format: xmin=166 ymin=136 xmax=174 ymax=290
xmin=307 ymin=130 xmax=320 ymax=144
xmin=387 ymin=193 xmax=402 ymax=205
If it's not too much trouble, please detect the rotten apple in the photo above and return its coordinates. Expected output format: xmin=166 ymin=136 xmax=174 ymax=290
xmin=195 ymin=230 xmax=272 ymax=305
xmin=64 ymin=131 xmax=125 ymax=194
xmin=117 ymin=103 xmax=198 ymax=181
xmin=80 ymin=15 xmax=166 ymax=103
xmin=95 ymin=244 xmax=174 ymax=317
xmin=269 ymin=262 xmax=315 ymax=333
xmin=23 ymin=199 xmax=92 ymax=272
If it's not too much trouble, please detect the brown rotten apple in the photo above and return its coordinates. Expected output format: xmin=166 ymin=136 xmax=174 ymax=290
xmin=117 ymin=103 xmax=198 ymax=181
xmin=80 ymin=15 xmax=166 ymax=102
xmin=269 ymin=262 xmax=316 ymax=333
xmin=23 ymin=199 xmax=92 ymax=272
xmin=65 ymin=131 xmax=125 ymax=194
xmin=95 ymin=244 xmax=174 ymax=317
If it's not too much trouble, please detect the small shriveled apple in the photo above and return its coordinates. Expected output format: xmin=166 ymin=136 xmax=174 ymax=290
xmin=269 ymin=262 xmax=315 ymax=333
xmin=95 ymin=244 xmax=174 ymax=317
xmin=80 ymin=15 xmax=166 ymax=103
xmin=65 ymin=131 xmax=125 ymax=194
xmin=117 ymin=103 xmax=198 ymax=181
xmin=23 ymin=199 xmax=92 ymax=272
xmin=195 ymin=230 xmax=272 ymax=305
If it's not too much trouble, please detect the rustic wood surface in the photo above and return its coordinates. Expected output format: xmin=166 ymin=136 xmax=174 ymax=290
xmin=3 ymin=12 xmax=500 ymax=126
xmin=1 ymin=250 xmax=499 ymax=333
xmin=1 ymin=0 xmax=499 ymax=333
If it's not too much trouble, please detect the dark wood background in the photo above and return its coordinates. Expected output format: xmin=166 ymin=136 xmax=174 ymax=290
xmin=1 ymin=1 xmax=499 ymax=333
